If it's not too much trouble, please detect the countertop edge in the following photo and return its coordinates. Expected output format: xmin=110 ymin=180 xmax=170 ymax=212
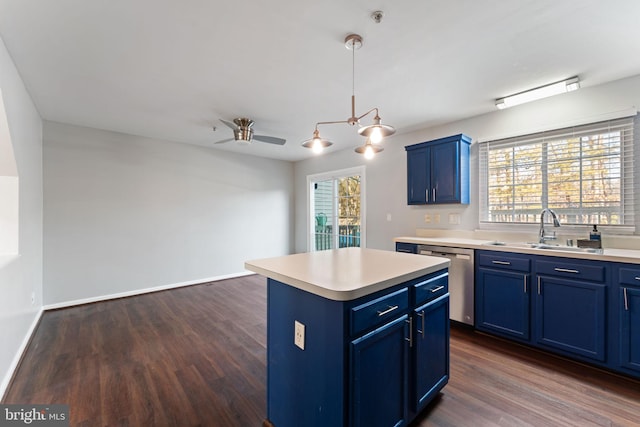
xmin=394 ymin=236 xmax=640 ymax=264
xmin=245 ymin=256 xmax=450 ymax=301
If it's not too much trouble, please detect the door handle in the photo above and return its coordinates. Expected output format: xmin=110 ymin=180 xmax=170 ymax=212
xmin=624 ymin=287 xmax=629 ymax=311
xmin=405 ymin=317 xmax=413 ymax=348
xmin=416 ymin=310 xmax=425 ymax=338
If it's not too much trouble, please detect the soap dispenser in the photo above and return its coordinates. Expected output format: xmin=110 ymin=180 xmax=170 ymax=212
xmin=590 ymin=224 xmax=601 ymax=241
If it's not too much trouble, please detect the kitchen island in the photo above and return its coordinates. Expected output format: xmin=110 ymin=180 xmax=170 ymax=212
xmin=245 ymin=247 xmax=450 ymax=427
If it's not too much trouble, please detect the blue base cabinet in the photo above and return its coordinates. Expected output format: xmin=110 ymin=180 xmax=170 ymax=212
xmin=475 ymin=251 xmax=531 ymax=341
xmin=266 ymin=269 xmax=450 ymax=427
xmin=413 ymin=294 xmax=450 ymax=413
xmin=535 ymin=258 xmax=607 ymax=361
xmin=405 ymin=134 xmax=471 ymax=205
xmin=617 ymin=266 xmax=640 ymax=375
xmin=476 ymin=250 xmax=640 ymax=380
xmin=351 ymin=315 xmax=409 ymax=427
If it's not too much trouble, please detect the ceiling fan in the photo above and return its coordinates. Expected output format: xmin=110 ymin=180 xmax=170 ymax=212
xmin=214 ymin=118 xmax=286 ymax=145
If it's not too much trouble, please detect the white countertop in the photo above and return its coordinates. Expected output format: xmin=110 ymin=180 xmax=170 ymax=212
xmin=395 ymin=236 xmax=640 ymax=264
xmin=245 ymin=247 xmax=450 ymax=301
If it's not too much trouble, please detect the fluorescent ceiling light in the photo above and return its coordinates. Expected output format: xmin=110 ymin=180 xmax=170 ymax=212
xmin=495 ymin=77 xmax=580 ymax=109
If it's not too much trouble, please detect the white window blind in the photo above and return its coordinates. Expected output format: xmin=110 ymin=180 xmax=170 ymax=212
xmin=479 ymin=116 xmax=635 ymax=227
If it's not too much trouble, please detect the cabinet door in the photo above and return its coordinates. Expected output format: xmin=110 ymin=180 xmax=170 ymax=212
xmin=535 ymin=276 xmax=606 ymax=361
xmin=430 ymin=141 xmax=459 ymax=204
xmin=476 ymin=267 xmax=530 ymax=340
xmin=413 ymin=294 xmax=449 ymax=413
xmin=620 ymin=286 xmax=640 ymax=373
xmin=351 ymin=315 xmax=409 ymax=427
xmin=407 ymin=148 xmax=429 ymax=204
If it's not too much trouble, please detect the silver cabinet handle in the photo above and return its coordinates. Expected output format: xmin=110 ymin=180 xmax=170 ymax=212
xmin=432 ymin=188 xmax=436 ymax=201
xmin=635 ymin=277 xmax=640 ymax=281
xmin=537 ymin=276 xmax=541 ymax=295
xmin=416 ymin=310 xmax=425 ymax=338
xmin=377 ymin=305 xmax=399 ymax=317
xmin=430 ymin=285 xmax=445 ymax=293
xmin=425 ymin=189 xmax=428 ymax=202
xmin=624 ymin=288 xmax=629 ymax=311
xmin=554 ymin=268 xmax=579 ymax=274
xmin=397 ymin=249 xmax=412 ymax=253
xmin=405 ymin=317 xmax=413 ymax=348
xmin=492 ymin=260 xmax=511 ymax=265
xmin=524 ymin=275 xmax=528 ymax=293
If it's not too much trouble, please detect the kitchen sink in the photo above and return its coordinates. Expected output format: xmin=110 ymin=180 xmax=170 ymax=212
xmin=527 ymin=243 xmax=603 ymax=254
xmin=482 ymin=241 xmax=603 ymax=254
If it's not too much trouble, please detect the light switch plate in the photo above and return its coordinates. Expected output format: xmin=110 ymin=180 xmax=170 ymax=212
xmin=294 ymin=320 xmax=305 ymax=350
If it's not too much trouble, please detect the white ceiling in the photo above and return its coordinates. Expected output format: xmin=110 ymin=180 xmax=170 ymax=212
xmin=1 ymin=0 xmax=640 ymax=161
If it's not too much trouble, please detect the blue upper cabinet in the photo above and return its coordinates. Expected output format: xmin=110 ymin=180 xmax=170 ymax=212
xmin=405 ymin=134 xmax=471 ymax=205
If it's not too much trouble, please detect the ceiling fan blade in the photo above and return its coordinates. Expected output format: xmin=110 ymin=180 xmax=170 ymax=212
xmin=254 ymin=135 xmax=286 ymax=145
xmin=214 ymin=138 xmax=234 ymax=144
xmin=220 ymin=119 xmax=237 ymax=130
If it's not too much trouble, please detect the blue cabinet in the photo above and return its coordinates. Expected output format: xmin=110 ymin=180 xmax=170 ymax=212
xmin=266 ymin=268 xmax=449 ymax=427
xmin=535 ymin=258 xmax=607 ymax=361
xmin=617 ymin=266 xmax=640 ymax=375
xmin=475 ymin=251 xmax=531 ymax=341
xmin=351 ymin=315 xmax=409 ymax=427
xmin=413 ymin=294 xmax=449 ymax=413
xmin=405 ymin=134 xmax=471 ymax=205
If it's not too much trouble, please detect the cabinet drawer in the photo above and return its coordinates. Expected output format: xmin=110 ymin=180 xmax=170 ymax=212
xmin=537 ymin=259 xmax=605 ymax=282
xmin=396 ymin=242 xmax=418 ymax=254
xmin=351 ymin=288 xmax=409 ymax=336
xmin=478 ymin=252 xmax=531 ymax=272
xmin=414 ymin=272 xmax=448 ymax=306
xmin=619 ymin=267 xmax=640 ymax=287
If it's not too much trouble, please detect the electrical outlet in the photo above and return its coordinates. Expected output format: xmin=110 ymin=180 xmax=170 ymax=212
xmin=448 ymin=213 xmax=460 ymax=225
xmin=386 ymin=213 xmax=392 ymax=222
xmin=434 ymin=214 xmax=441 ymax=223
xmin=424 ymin=214 xmax=431 ymax=223
xmin=294 ymin=320 xmax=305 ymax=350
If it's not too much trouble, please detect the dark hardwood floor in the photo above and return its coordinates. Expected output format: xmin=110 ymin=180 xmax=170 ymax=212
xmin=4 ymin=274 xmax=639 ymax=426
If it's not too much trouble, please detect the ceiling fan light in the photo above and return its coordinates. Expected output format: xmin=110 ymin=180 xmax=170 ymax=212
xmin=233 ymin=127 xmax=253 ymax=142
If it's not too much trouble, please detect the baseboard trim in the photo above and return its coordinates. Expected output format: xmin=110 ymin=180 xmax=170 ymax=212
xmin=43 ymin=271 xmax=256 ymax=311
xmin=0 ymin=308 xmax=43 ymax=401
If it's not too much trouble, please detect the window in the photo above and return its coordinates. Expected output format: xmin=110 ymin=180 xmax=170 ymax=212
xmin=479 ymin=117 xmax=635 ymax=228
xmin=0 ymin=88 xmax=19 ymax=255
xmin=308 ymin=167 xmax=365 ymax=251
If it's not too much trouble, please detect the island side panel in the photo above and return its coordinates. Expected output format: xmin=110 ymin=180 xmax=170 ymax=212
xmin=267 ymin=278 xmax=347 ymax=427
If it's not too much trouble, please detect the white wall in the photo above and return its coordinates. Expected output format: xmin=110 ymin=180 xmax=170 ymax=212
xmin=43 ymin=122 xmax=294 ymax=305
xmin=0 ymin=36 xmax=43 ymax=398
xmin=294 ymin=74 xmax=640 ymax=253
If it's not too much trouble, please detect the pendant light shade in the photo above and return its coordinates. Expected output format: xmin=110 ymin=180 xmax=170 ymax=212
xmin=357 ymin=114 xmax=395 ymax=143
xmin=302 ymin=129 xmax=333 ymax=154
xmin=354 ymin=139 xmax=383 ymax=159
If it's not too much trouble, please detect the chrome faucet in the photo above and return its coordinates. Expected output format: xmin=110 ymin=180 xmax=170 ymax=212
xmin=539 ymin=208 xmax=561 ymax=243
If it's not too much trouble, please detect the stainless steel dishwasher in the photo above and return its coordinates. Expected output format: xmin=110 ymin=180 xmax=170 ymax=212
xmin=418 ymin=245 xmax=475 ymax=325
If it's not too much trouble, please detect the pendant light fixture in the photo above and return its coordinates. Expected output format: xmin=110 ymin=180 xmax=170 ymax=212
xmin=302 ymin=31 xmax=395 ymax=157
